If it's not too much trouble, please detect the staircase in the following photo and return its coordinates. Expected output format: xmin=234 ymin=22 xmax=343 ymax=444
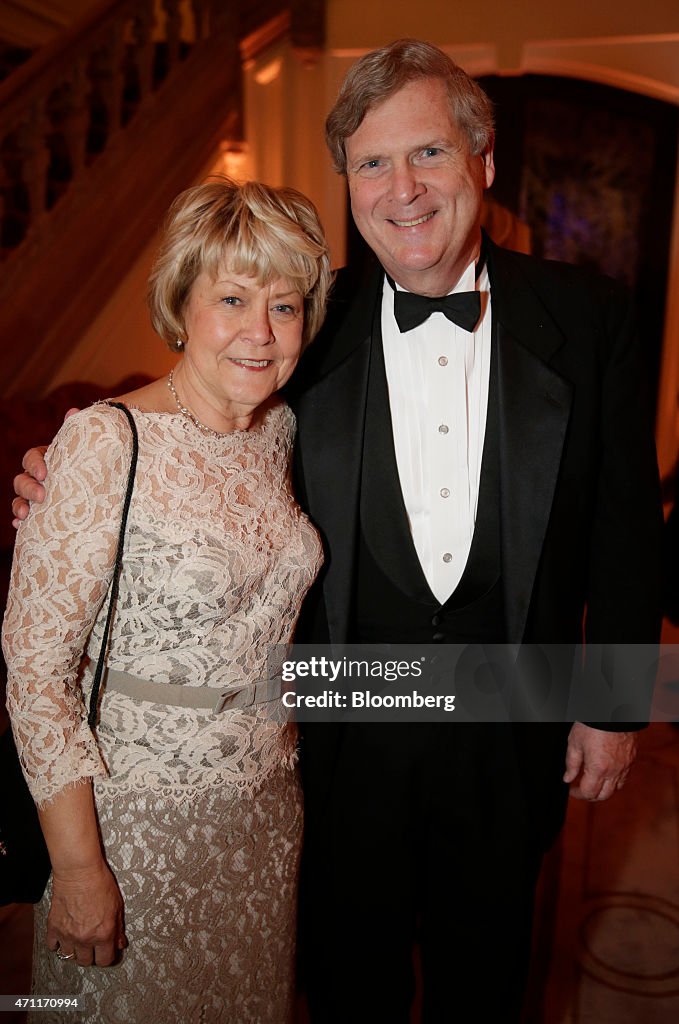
xmin=0 ymin=0 xmax=289 ymax=398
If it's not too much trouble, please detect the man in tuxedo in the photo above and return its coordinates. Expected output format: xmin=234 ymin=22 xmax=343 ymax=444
xmin=13 ymin=38 xmax=661 ymax=1024
xmin=286 ymin=39 xmax=662 ymax=1023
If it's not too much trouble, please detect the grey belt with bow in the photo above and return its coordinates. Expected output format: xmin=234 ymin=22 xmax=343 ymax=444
xmin=85 ymin=666 xmax=282 ymax=715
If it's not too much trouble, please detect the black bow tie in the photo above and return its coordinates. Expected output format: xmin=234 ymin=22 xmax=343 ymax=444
xmin=391 ymin=286 xmax=481 ymax=334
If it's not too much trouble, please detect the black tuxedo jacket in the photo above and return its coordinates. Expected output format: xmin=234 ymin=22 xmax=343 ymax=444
xmin=287 ymin=239 xmax=662 ymax=838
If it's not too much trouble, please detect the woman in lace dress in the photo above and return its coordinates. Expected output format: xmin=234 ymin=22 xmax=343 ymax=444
xmin=2 ymin=179 xmax=331 ymax=1023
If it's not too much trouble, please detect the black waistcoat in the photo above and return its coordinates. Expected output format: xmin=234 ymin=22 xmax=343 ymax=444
xmin=353 ymin=314 xmax=506 ymax=645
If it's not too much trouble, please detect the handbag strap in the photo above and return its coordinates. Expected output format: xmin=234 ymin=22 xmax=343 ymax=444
xmin=87 ymin=402 xmax=139 ymax=729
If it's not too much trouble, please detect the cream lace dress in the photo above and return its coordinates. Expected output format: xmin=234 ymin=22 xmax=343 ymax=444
xmin=2 ymin=399 xmax=322 ymax=1024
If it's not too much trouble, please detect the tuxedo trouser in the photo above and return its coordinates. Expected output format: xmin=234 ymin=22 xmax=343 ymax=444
xmin=301 ymin=722 xmax=549 ymax=1024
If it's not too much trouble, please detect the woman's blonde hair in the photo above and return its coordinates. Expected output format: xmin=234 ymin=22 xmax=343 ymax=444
xmin=148 ymin=177 xmax=332 ymax=350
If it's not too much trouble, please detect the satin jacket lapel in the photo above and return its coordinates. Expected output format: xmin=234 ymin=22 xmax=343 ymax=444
xmin=488 ymin=243 xmax=574 ymax=644
xmin=294 ymin=269 xmax=382 ymax=643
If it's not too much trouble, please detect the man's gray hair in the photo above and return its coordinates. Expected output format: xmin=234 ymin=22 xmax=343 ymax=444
xmin=325 ymin=38 xmax=495 ymax=175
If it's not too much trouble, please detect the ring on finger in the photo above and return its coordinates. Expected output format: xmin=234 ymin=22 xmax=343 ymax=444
xmin=55 ymin=944 xmax=76 ymax=962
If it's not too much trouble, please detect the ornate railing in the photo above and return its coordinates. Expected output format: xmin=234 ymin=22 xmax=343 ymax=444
xmin=0 ymin=0 xmax=235 ymax=259
xmin=0 ymin=0 xmax=304 ymax=397
xmin=0 ymin=0 xmax=327 ymax=265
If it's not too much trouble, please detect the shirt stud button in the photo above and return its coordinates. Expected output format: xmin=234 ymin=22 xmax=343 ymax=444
xmin=438 ymin=356 xmax=448 ymax=367
xmin=440 ymin=488 xmax=450 ymax=498
xmin=442 ymin=552 xmax=452 ymax=563
xmin=438 ymin=424 xmax=449 ymax=434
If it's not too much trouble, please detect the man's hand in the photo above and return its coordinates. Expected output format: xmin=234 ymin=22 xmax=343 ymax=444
xmin=11 ymin=409 xmax=80 ymax=527
xmin=564 ymin=722 xmax=637 ymax=801
xmin=12 ymin=447 xmax=48 ymax=526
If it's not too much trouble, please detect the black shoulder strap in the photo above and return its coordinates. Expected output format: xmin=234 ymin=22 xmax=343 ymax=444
xmin=87 ymin=403 xmax=139 ymax=729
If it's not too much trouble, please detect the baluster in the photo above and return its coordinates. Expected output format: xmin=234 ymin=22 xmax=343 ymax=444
xmin=131 ymin=0 xmax=156 ymax=99
xmin=44 ymin=81 xmax=72 ymax=208
xmin=190 ymin=0 xmax=209 ymax=41
xmin=62 ymin=59 xmax=90 ymax=179
xmin=162 ymin=0 xmax=182 ymax=70
xmin=94 ymin=23 xmax=126 ymax=140
xmin=20 ymin=101 xmax=50 ymax=234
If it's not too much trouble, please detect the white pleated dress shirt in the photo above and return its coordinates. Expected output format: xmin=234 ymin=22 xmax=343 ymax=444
xmin=381 ymin=258 xmax=492 ymax=605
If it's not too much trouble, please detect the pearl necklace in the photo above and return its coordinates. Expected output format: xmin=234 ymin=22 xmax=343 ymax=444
xmin=166 ymin=369 xmax=231 ymax=438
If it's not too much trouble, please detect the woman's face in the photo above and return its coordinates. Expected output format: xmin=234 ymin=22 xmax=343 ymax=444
xmin=180 ymin=265 xmax=305 ymax=430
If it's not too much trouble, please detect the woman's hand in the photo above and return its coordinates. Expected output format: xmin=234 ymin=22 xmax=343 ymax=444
xmin=36 ymin=780 xmax=127 ymax=967
xmin=47 ymin=860 xmax=127 ymax=967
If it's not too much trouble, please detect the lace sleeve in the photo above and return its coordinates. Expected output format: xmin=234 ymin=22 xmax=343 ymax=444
xmin=2 ymin=405 xmax=134 ymax=806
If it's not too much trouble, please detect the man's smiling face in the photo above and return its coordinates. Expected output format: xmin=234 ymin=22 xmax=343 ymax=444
xmin=345 ymin=76 xmax=495 ymax=297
